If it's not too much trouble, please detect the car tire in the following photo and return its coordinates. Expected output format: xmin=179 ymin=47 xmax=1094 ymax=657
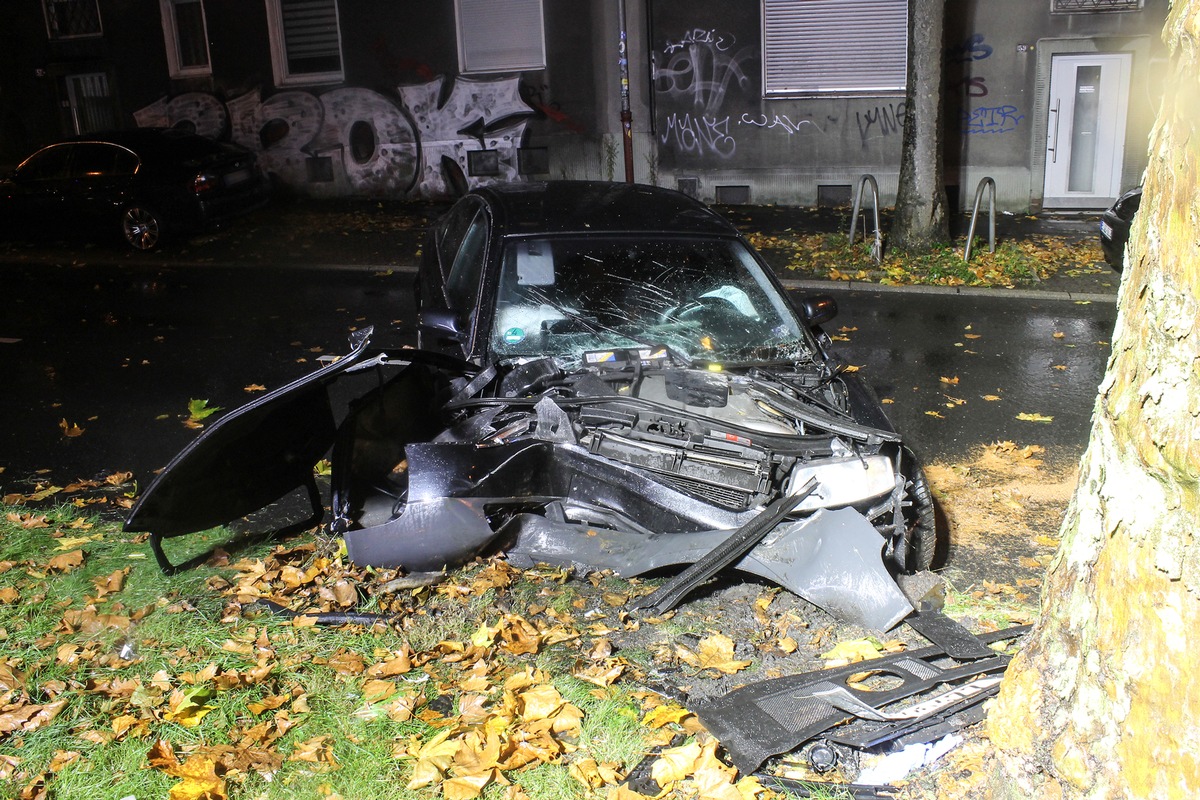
xmin=122 ymin=204 xmax=165 ymax=251
xmin=901 ymin=460 xmax=938 ymax=573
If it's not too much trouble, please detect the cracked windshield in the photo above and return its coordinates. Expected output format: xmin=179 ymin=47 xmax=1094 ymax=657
xmin=490 ymin=236 xmax=815 ymax=365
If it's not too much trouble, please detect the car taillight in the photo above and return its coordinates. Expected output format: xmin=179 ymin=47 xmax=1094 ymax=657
xmin=193 ymin=172 xmax=218 ymax=194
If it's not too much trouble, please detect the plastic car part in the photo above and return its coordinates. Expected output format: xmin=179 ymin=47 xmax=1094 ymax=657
xmin=627 ymin=479 xmax=816 ymax=615
xmin=755 ymin=775 xmax=900 ymax=799
xmin=904 ymin=606 xmax=995 ymax=660
xmin=692 ymin=625 xmax=1029 ymax=774
xmin=505 ymin=505 xmax=914 ymax=630
xmin=827 ymin=675 xmax=1002 ymax=750
xmin=343 ymin=497 xmax=502 ymax=572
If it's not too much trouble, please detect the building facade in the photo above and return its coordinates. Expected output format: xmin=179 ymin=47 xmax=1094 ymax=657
xmin=0 ymin=0 xmax=1167 ymax=211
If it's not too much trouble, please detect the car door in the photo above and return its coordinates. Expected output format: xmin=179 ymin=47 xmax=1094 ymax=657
xmin=417 ymin=197 xmax=491 ymax=360
xmin=1 ymin=144 xmax=74 ymax=232
xmin=65 ymin=142 xmax=139 ymax=227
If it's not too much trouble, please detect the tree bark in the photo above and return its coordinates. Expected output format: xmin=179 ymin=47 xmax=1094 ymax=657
xmin=889 ymin=0 xmax=949 ymax=253
xmin=986 ymin=4 xmax=1200 ymax=797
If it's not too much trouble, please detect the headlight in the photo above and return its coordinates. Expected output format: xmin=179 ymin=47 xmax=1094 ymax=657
xmin=786 ymin=455 xmax=895 ymax=511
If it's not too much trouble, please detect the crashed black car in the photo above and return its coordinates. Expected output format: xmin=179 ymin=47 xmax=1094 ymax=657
xmin=126 ymin=181 xmax=935 ymax=631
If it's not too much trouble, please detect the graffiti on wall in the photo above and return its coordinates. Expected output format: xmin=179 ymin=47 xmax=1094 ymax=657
xmin=962 ymin=105 xmax=1025 ymax=134
xmin=661 ymin=113 xmax=737 ymax=158
xmin=948 ymin=34 xmax=994 ymax=63
xmin=655 ymin=28 xmax=754 ymax=115
xmin=947 ymin=32 xmax=1021 ymax=135
xmin=738 ymin=113 xmax=824 ymax=137
xmin=399 ymin=76 xmax=532 ymax=196
xmin=855 ymin=102 xmax=906 ymax=148
xmin=134 ymin=77 xmax=536 ymax=198
xmin=655 ymin=25 xmax=914 ymax=161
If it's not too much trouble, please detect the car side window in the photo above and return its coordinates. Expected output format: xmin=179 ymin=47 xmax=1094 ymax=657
xmin=445 ymin=208 xmax=489 ymax=332
xmin=436 ymin=200 xmax=478 ymax=281
xmin=70 ymin=143 xmax=138 ymax=178
xmin=18 ymin=146 xmax=72 ymax=182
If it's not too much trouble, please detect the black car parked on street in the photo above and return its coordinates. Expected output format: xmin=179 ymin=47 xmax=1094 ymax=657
xmin=126 ymin=181 xmax=934 ymax=631
xmin=1100 ymin=186 xmax=1141 ymax=271
xmin=0 ymin=128 xmax=269 ymax=250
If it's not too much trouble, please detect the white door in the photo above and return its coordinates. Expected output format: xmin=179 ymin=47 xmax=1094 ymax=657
xmin=1043 ymin=53 xmax=1131 ymax=209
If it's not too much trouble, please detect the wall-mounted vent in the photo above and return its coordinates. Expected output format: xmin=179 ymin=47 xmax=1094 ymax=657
xmin=467 ymin=149 xmax=501 ymax=177
xmin=817 ymin=184 xmax=852 ymax=208
xmin=677 ymin=177 xmax=699 ymax=198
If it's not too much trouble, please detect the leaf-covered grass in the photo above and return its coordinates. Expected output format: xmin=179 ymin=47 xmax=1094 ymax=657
xmin=744 ymin=229 xmax=1107 ymax=288
xmin=0 ymin=500 xmax=1042 ymax=800
xmin=0 ymin=505 xmax=774 ymax=800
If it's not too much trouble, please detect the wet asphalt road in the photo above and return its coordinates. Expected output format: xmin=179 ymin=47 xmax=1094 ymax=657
xmin=0 ymin=259 xmax=1116 ymax=499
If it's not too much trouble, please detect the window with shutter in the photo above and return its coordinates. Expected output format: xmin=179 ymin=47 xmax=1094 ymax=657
xmin=160 ymin=0 xmax=212 ymax=78
xmin=456 ymin=0 xmax=546 ymax=74
xmin=762 ymin=0 xmax=907 ymax=97
xmin=265 ymin=0 xmax=345 ymax=86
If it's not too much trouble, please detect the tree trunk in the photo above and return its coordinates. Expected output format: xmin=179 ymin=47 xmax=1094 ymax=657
xmin=888 ymin=0 xmax=949 ymax=253
xmin=986 ymin=4 xmax=1200 ymax=797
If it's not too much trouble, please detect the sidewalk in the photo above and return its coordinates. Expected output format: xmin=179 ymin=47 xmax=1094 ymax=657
xmin=0 ymin=195 xmax=1121 ymax=300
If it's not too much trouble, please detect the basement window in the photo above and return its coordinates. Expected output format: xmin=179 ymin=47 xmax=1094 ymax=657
xmin=1051 ymin=0 xmax=1142 ymax=11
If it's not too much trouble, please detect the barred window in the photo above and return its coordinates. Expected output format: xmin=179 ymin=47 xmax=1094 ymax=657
xmin=43 ymin=0 xmax=103 ymax=39
xmin=456 ymin=0 xmax=546 ymax=74
xmin=265 ymin=0 xmax=345 ymax=86
xmin=762 ymin=0 xmax=907 ymax=97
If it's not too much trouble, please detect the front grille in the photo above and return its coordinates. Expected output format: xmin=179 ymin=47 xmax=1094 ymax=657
xmin=657 ymin=474 xmax=752 ymax=511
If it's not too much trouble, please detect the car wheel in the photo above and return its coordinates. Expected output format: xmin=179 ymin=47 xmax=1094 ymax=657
xmin=900 ymin=461 xmax=938 ymax=573
xmin=122 ymin=205 xmax=164 ymax=251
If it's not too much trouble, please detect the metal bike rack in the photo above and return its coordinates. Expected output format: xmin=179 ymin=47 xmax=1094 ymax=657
xmin=849 ymin=174 xmax=883 ymax=265
xmin=963 ymin=177 xmax=996 ymax=263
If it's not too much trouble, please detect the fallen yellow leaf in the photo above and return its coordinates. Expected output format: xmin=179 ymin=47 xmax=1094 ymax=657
xmin=676 ymin=634 xmax=751 ymax=675
xmin=58 ymin=419 xmax=85 ymax=438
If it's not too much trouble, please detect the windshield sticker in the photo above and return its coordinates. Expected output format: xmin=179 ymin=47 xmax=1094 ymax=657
xmin=503 ymin=327 xmax=526 ymax=344
xmin=585 ymin=351 xmax=619 ymax=364
xmin=635 ymin=347 xmax=670 ymax=362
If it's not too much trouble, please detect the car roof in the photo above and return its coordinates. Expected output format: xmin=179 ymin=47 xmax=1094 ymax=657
xmin=471 ymin=181 xmax=741 ymax=238
xmin=58 ymin=128 xmax=234 ymax=159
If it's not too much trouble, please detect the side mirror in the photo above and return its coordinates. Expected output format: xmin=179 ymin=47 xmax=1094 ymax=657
xmin=417 ymin=307 xmax=464 ymax=343
xmin=797 ymin=294 xmax=838 ymax=326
